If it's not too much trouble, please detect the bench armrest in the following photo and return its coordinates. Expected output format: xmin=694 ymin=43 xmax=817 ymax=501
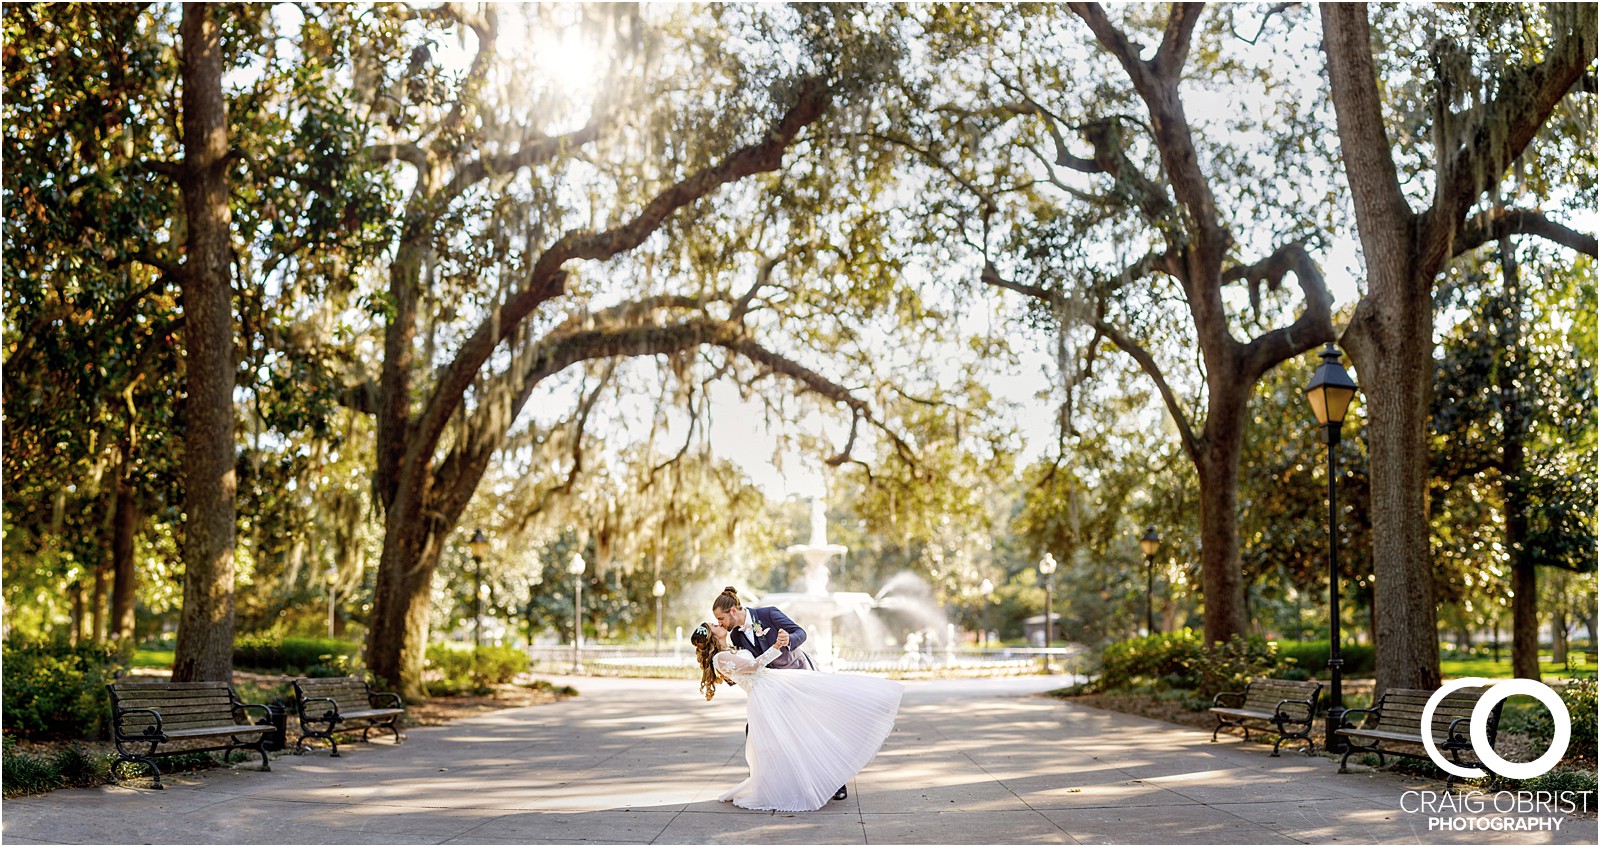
xmin=1273 ymin=698 xmax=1314 ymax=721
xmin=368 ymin=691 xmax=403 ymax=710
xmin=1338 ymin=707 xmax=1377 ymax=729
xmin=114 ymin=707 xmax=165 ymax=738
xmin=299 ymin=695 xmax=340 ymax=721
xmin=1445 ymin=715 xmax=1479 ymax=744
xmin=233 ymin=700 xmax=271 ymax=723
xmin=1212 ymin=690 xmax=1246 ymax=709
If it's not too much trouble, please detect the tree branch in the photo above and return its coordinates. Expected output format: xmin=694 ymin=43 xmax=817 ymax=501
xmin=411 ymin=78 xmax=834 ymax=470
xmin=1231 ymin=241 xmax=1337 ymax=382
xmin=1094 ymin=318 xmax=1199 ymax=462
xmin=1453 ymin=208 xmax=1598 ymax=258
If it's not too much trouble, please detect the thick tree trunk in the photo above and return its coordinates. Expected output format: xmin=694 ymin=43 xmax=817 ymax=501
xmin=1323 ymin=4 xmax=1442 ymax=693
xmin=172 ymin=4 xmax=237 ymax=683
xmin=366 ymin=504 xmax=445 ymax=701
xmin=1551 ymin=611 xmax=1568 ymax=664
xmin=111 ymin=466 xmax=139 ymax=642
xmin=1196 ymin=396 xmax=1247 ymax=644
xmin=1344 ymin=301 xmax=1442 ymax=693
xmin=1495 ymin=235 xmax=1541 ymax=681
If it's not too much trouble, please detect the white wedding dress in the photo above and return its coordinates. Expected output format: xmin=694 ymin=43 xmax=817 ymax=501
xmin=715 ymin=645 xmax=902 ymax=812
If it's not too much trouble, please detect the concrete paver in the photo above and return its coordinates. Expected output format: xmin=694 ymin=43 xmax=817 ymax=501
xmin=2 ymin=674 xmax=1593 ymax=844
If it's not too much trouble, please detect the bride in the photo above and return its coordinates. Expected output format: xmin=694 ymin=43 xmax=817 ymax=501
xmin=691 ymin=621 xmax=902 ymax=812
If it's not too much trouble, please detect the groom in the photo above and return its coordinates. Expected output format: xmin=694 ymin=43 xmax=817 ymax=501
xmin=712 ymin=588 xmax=815 ymax=671
xmin=710 ymin=587 xmax=848 ymax=802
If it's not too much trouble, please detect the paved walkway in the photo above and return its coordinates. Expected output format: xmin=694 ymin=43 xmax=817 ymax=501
xmin=3 ymin=675 xmax=1593 ymax=844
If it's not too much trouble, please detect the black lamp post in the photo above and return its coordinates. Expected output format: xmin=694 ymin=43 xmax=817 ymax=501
xmin=468 ymin=529 xmax=489 ymax=687
xmin=652 ymin=579 xmax=666 ymax=652
xmin=1039 ymin=552 xmax=1057 ymax=673
xmin=1305 ymin=342 xmax=1357 ymax=754
xmin=1139 ymin=527 xmax=1161 ymax=636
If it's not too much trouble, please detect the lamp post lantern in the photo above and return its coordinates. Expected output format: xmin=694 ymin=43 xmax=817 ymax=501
xmin=1305 ymin=342 xmax=1357 ymax=754
xmin=568 ymin=552 xmax=587 ymax=673
xmin=978 ymin=578 xmax=995 ymax=649
xmin=652 ymin=579 xmax=666 ymax=652
xmin=1038 ymin=552 xmax=1057 ymax=673
xmin=1139 ymin=527 xmax=1161 ymax=636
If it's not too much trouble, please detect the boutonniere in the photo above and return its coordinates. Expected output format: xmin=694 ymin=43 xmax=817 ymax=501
xmin=751 ymin=619 xmax=771 ymax=639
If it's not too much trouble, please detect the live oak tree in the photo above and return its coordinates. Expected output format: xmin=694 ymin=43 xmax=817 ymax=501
xmin=1322 ymin=3 xmax=1596 ymax=690
xmin=342 ymin=5 xmax=910 ymax=698
xmin=905 ymin=3 xmax=1337 ymax=643
xmin=3 ymin=4 xmax=400 ymax=661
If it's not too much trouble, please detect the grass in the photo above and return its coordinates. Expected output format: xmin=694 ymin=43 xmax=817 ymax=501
xmin=131 ymin=648 xmax=174 ymax=669
xmin=1438 ymin=656 xmax=1594 ymax=680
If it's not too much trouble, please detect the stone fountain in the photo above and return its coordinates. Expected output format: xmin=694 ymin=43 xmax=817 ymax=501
xmin=756 ymin=497 xmax=876 ymax=670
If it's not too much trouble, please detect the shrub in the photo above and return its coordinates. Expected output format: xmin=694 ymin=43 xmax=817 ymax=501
xmin=1523 ymin=676 xmax=1599 ymax=758
xmin=1191 ymin=635 xmax=1284 ymax=698
xmin=424 ymin=644 xmax=529 ymax=695
xmin=1099 ymin=630 xmax=1203 ymax=691
xmin=0 ymin=737 xmax=117 ymax=798
xmin=0 ymin=641 xmax=128 ymax=740
xmin=1515 ymin=768 xmax=1598 ymax=795
xmin=233 ymin=636 xmax=361 ymax=674
xmin=1273 ymin=640 xmax=1376 ymax=677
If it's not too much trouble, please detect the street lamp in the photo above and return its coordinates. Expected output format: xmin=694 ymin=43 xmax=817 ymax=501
xmin=469 ymin=529 xmax=489 ymax=688
xmin=1038 ymin=552 xmax=1057 ymax=673
xmin=568 ymin=552 xmax=586 ymax=673
xmin=978 ymin=578 xmax=995 ymax=649
xmin=652 ymin=579 xmax=666 ymax=652
xmin=1139 ymin=527 xmax=1161 ymax=636
xmin=1306 ymin=342 xmax=1357 ymax=754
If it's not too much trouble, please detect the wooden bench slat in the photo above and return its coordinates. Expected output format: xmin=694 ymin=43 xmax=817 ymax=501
xmin=112 ymin=681 xmax=233 ymax=692
xmin=162 ymin=725 xmax=269 ymax=739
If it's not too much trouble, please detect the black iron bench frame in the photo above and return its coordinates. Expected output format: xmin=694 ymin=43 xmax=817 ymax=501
xmin=1209 ymin=677 xmax=1325 ymax=756
xmin=1336 ymin=686 xmax=1503 ymax=789
xmin=107 ymin=679 xmax=272 ymax=789
xmin=292 ymin=676 xmax=405 ymax=757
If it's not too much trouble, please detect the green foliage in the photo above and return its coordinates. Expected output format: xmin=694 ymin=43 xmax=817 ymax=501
xmin=1544 ymin=676 xmax=1598 ymax=754
xmin=1098 ymin=630 xmax=1204 ymax=691
xmin=1513 ymin=768 xmax=1598 ymax=795
xmin=233 ymin=636 xmax=362 ymax=674
xmin=424 ymin=644 xmax=529 ymax=695
xmin=1272 ymin=640 xmax=1376 ymax=677
xmin=1191 ymin=635 xmax=1285 ymax=698
xmin=0 ymin=641 xmax=128 ymax=740
xmin=1098 ymin=631 xmax=1296 ymax=698
xmin=0 ymin=736 xmax=119 ymax=797
xmin=525 ymin=679 xmax=579 ymax=697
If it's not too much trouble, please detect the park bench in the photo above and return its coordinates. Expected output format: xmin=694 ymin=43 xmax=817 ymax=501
xmin=292 ymin=676 xmax=405 ymax=757
xmin=107 ymin=678 xmax=272 ymax=789
xmin=1336 ymin=685 xmax=1502 ymax=789
xmin=1208 ymin=677 xmax=1324 ymax=756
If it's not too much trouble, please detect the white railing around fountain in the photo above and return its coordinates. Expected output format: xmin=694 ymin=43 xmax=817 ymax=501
xmin=523 ymin=645 xmax=1085 ymax=679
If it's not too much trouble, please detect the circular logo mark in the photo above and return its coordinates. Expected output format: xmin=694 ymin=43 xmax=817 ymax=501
xmin=1421 ymin=677 xmax=1571 ymax=780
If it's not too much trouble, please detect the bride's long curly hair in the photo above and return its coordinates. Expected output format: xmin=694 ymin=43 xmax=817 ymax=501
xmin=691 ymin=624 xmax=723 ymax=701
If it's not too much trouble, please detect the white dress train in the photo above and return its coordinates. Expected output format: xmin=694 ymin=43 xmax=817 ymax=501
xmin=715 ymin=645 xmax=903 ymax=812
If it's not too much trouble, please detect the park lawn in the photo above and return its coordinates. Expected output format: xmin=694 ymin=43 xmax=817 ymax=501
xmin=131 ymin=648 xmax=174 ymax=668
xmin=1439 ymin=656 xmax=1592 ymax=680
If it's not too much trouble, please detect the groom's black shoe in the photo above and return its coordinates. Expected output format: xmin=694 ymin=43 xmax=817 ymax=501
xmin=833 ymin=786 xmax=848 ymax=801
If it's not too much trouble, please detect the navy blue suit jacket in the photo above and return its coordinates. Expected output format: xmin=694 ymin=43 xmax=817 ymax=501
xmin=730 ymin=606 xmax=813 ymax=670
